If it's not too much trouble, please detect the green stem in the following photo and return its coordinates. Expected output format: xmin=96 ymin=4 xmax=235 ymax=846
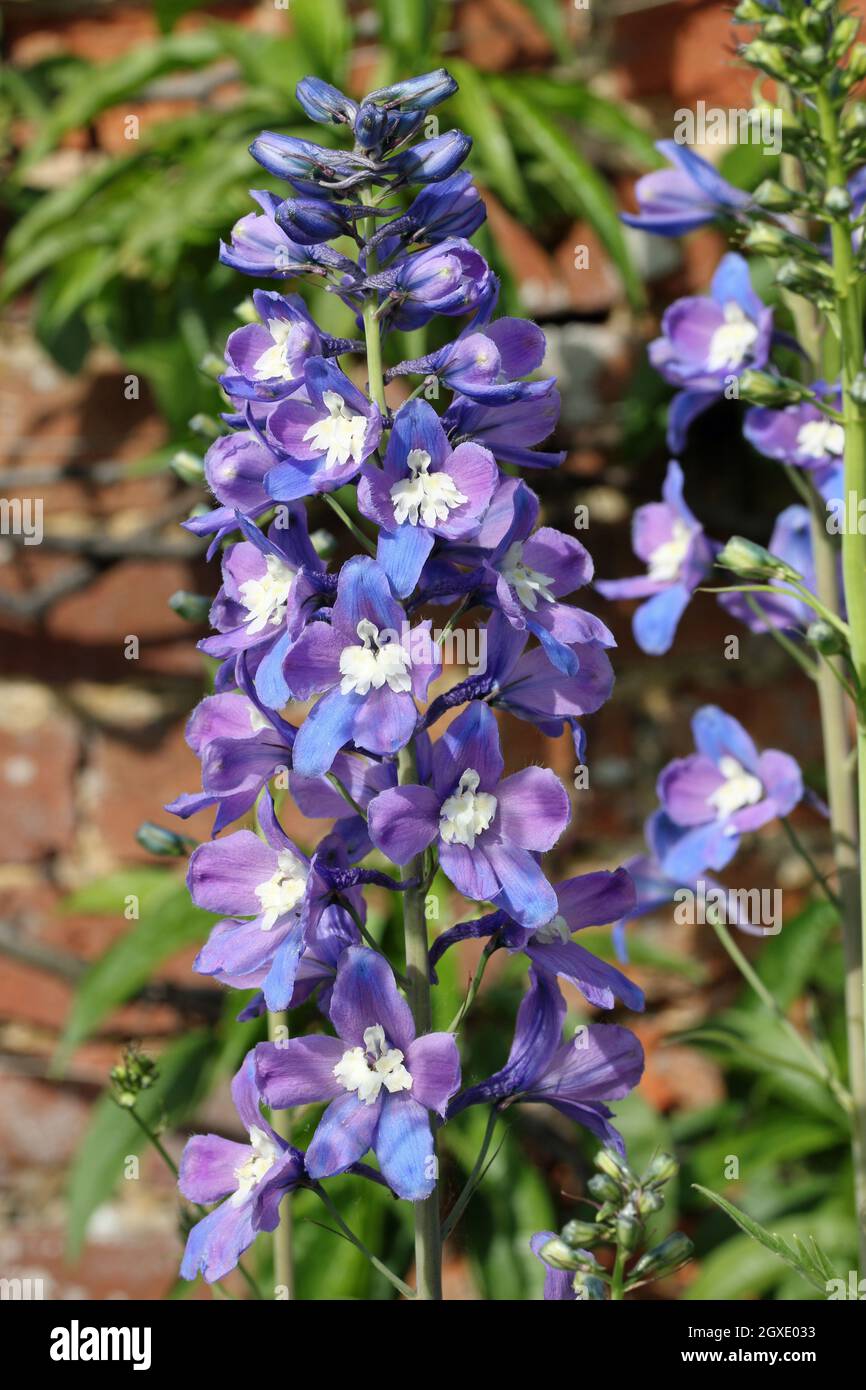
xmin=397 ymin=739 xmax=442 ymax=1300
xmin=709 ymin=915 xmax=852 ymax=1115
xmin=440 ymin=1106 xmax=500 ymax=1243
xmin=312 ymin=1183 xmax=415 ymax=1299
xmin=267 ymin=1010 xmax=295 ymax=1300
xmin=779 ymin=815 xmax=842 ymax=911
xmin=743 ymin=595 xmax=820 ymax=680
xmin=609 ymin=1245 xmax=627 ymax=1301
xmin=357 ymin=202 xmax=441 ymax=1298
xmin=448 ymin=939 xmax=497 ymax=1032
xmin=817 ymin=80 xmax=866 ymax=1271
xmin=323 ymin=493 xmax=376 ymax=556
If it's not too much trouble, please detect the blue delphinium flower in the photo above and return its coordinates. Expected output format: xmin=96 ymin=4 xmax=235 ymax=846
xmin=596 ymin=460 xmax=718 ymax=655
xmin=255 ymin=947 xmax=460 ymax=1200
xmin=622 ymin=140 xmax=751 ymax=237
xmin=653 ymin=705 xmax=803 ymax=880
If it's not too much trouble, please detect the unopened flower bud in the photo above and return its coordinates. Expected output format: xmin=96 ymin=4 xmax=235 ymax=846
xmin=831 ymin=15 xmax=860 ymax=60
xmin=170 ymin=450 xmax=205 ymax=485
xmin=539 ymin=1237 xmax=583 ymax=1271
xmin=631 ymin=1232 xmax=694 ymax=1280
xmin=824 ymin=186 xmax=853 ymax=215
xmin=561 ymin=1218 xmax=603 ymax=1249
xmin=733 ymin=1 xmax=767 ymax=22
xmin=310 ymin=528 xmax=337 ymax=558
xmin=588 ymin=1172 xmax=623 ymax=1204
xmin=741 ymin=41 xmax=791 ymax=83
xmin=752 ymin=179 xmax=798 ymax=212
xmin=742 ymin=222 xmax=791 ymax=255
xmin=846 ymin=44 xmax=866 ymax=85
xmin=850 ymin=373 xmax=866 ymax=405
xmin=573 ymin=1273 xmax=606 ymax=1301
xmin=616 ymin=1212 xmax=641 ymax=1253
xmin=110 ymin=1044 xmax=158 ymax=1108
xmin=644 ymin=1151 xmax=679 ymax=1186
xmin=737 ymin=369 xmax=804 ymax=406
xmin=168 ymin=590 xmax=211 ymax=623
xmin=188 ymin=414 xmax=225 ymax=441
xmin=594 ymin=1147 xmax=634 ymax=1185
xmin=717 ymin=535 xmax=802 ymax=584
xmin=636 ymin=1187 xmax=665 ymax=1217
xmin=135 ymin=821 xmax=195 ymax=857
xmin=806 ymin=620 xmax=847 ymax=656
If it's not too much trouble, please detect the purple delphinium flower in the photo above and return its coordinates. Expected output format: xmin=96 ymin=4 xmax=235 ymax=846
xmin=370 ymin=171 xmax=486 ymax=258
xmin=368 ymin=701 xmax=570 ymax=930
xmin=188 ymin=790 xmax=372 ymax=1010
xmin=276 ymin=555 xmax=440 ymax=776
xmin=650 ymin=253 xmax=772 ymax=451
xmin=255 ymin=946 xmax=461 ymax=1200
xmin=621 ymin=140 xmax=751 ymax=237
xmin=386 ymin=317 xmax=552 ymax=406
xmin=220 ymin=290 xmax=359 ymax=404
xmin=448 ymin=968 xmax=644 ymax=1151
xmin=718 ymin=505 xmax=817 ymax=634
xmin=369 ymin=238 xmax=496 ymax=331
xmin=358 ymin=398 xmax=499 ymax=597
xmin=596 ymin=460 xmax=718 ymax=655
xmin=423 ymin=610 xmax=614 ymax=757
xmin=654 ymin=705 xmax=804 ymax=881
xmin=429 ymin=865 xmax=644 ymax=1012
xmin=530 ymin=1232 xmax=577 ymax=1301
xmin=165 ymin=690 xmax=295 ymax=833
xmin=744 ymin=383 xmax=844 ymax=472
xmin=463 ymin=478 xmax=615 ymax=676
xmin=443 ymin=385 xmax=566 ymax=471
xmin=265 ymin=358 xmax=382 ymax=500
xmin=198 ymin=509 xmax=328 ymax=678
xmin=179 ymin=1053 xmax=305 ymax=1284
xmin=220 ymin=190 xmax=359 ymax=280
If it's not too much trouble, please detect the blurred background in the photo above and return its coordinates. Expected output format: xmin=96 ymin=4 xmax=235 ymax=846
xmin=0 ymin=0 xmax=856 ymax=1300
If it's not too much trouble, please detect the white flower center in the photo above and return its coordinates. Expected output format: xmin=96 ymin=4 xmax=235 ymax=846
xmin=439 ymin=768 xmax=498 ymax=849
xmin=499 ymin=542 xmax=556 ymax=611
xmin=533 ymin=913 xmax=572 ymax=945
xmin=254 ymin=319 xmax=311 ymax=382
xmin=706 ymin=302 xmax=759 ymax=372
xmin=389 ymin=448 xmax=468 ymax=527
xmin=231 ymin=1125 xmax=280 ymax=1206
xmin=796 ymin=418 xmax=845 ymax=460
xmin=255 ymin=850 xmax=309 ymax=931
xmin=339 ymin=618 xmax=412 ymax=696
xmin=333 ymin=1023 xmax=413 ymax=1106
xmin=647 ymin=519 xmax=692 ymax=582
xmin=707 ymin=755 xmax=764 ymax=824
xmin=238 ymin=554 xmax=295 ymax=635
xmin=303 ymin=390 xmax=368 ymax=470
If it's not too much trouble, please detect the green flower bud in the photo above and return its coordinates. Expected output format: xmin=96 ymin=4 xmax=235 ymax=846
xmin=168 ymin=590 xmax=212 ymax=623
xmin=631 ymin=1232 xmax=694 ymax=1280
xmin=170 ymin=450 xmax=205 ymax=485
xmin=849 ymin=46 xmax=866 ymax=85
xmin=644 ymin=1151 xmax=679 ymax=1186
xmin=588 ymin=1172 xmax=623 ymax=1204
xmin=742 ymin=222 xmax=792 ymax=256
xmin=717 ymin=535 xmax=803 ymax=584
xmin=616 ymin=1212 xmax=641 ymax=1253
xmin=733 ymin=1 xmax=769 ymax=22
xmin=539 ymin=1237 xmax=583 ymax=1271
xmin=737 ymin=369 xmax=805 ymax=407
xmin=806 ymin=620 xmax=848 ymax=656
xmin=636 ymin=1187 xmax=665 ymax=1217
xmin=188 ymin=414 xmax=225 ymax=441
xmin=199 ymin=352 xmax=225 ymax=381
xmin=850 ymin=373 xmax=866 ymax=405
xmin=752 ymin=179 xmax=798 ymax=212
xmin=561 ymin=1218 xmax=604 ymax=1249
xmin=572 ymin=1273 xmax=606 ymax=1301
xmin=310 ymin=528 xmax=337 ymax=559
xmin=110 ymin=1044 xmax=158 ymax=1108
xmin=234 ymin=297 xmax=258 ymax=324
xmin=824 ymin=185 xmax=853 ymax=215
xmin=763 ymin=17 xmax=794 ymax=43
xmin=135 ymin=821 xmax=195 ymax=857
xmin=831 ymin=15 xmax=860 ymax=60
xmin=741 ymin=40 xmax=792 ymax=83
xmin=798 ymin=44 xmax=828 ymax=75
xmin=594 ymin=1147 xmax=634 ymax=1185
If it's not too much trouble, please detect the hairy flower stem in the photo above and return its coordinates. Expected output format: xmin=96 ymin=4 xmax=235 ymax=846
xmin=398 ymin=740 xmax=443 ymax=1300
xmin=609 ymin=1245 xmax=627 ymax=1301
xmin=267 ymin=1009 xmax=295 ymax=1299
xmin=359 ymin=193 xmax=442 ymax=1299
xmin=817 ymin=82 xmax=866 ymax=1271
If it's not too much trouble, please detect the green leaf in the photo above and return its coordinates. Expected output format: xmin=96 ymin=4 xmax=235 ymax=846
xmin=374 ymin=0 xmax=438 ymax=65
xmin=447 ymin=63 xmax=530 ymax=217
xmin=519 ymin=0 xmax=572 ymax=60
xmin=18 ymin=29 xmax=227 ymax=172
xmin=66 ymin=1030 xmax=214 ymax=1259
xmin=152 ymin=0 xmax=213 ymax=35
xmin=691 ymin=1185 xmax=841 ymax=1295
xmin=752 ymin=899 xmax=838 ymax=1010
xmin=490 ymin=81 xmax=643 ymax=308
xmin=58 ymin=879 xmax=216 ymax=1061
xmin=508 ymin=75 xmax=661 ymax=170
